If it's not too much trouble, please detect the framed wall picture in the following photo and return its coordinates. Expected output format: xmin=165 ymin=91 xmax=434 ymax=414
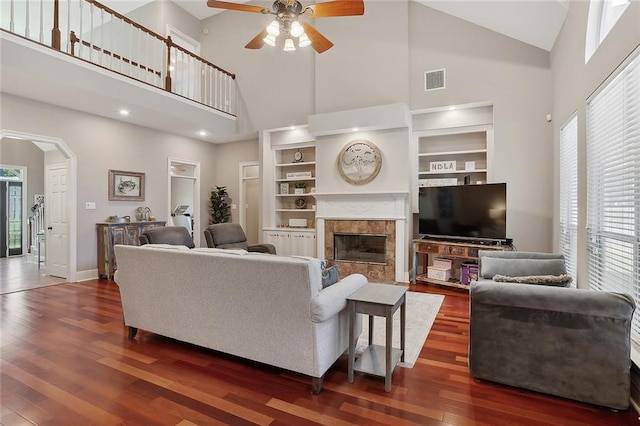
xmin=108 ymin=170 xmax=145 ymax=201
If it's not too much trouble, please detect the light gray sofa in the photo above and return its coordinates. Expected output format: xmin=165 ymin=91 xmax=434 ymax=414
xmin=469 ymin=250 xmax=636 ymax=409
xmin=114 ymin=244 xmax=368 ymax=393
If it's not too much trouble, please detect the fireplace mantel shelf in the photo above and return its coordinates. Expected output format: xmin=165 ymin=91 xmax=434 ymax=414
xmin=311 ymin=191 xmax=409 ymax=198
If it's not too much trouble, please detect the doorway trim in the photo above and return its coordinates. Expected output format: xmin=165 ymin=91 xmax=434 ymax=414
xmin=239 ymin=161 xmax=259 ymax=237
xmin=0 ymin=129 xmax=77 ymax=282
xmin=167 ymin=158 xmax=201 ymax=247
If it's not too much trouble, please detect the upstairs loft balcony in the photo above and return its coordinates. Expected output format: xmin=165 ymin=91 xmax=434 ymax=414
xmin=1 ymin=0 xmax=237 ymax=141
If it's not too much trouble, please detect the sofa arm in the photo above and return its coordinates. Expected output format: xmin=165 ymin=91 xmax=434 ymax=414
xmin=310 ymin=274 xmax=368 ymax=323
xmin=471 ymin=281 xmax=634 ymax=317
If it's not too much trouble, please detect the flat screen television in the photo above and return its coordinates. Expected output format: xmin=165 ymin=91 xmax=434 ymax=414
xmin=419 ymin=183 xmax=507 ymax=243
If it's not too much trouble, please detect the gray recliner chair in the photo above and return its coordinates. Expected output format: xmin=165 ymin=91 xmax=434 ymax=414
xmin=469 ymin=250 xmax=635 ymax=409
xmin=139 ymin=226 xmax=195 ymax=248
xmin=203 ymin=223 xmax=276 ymax=254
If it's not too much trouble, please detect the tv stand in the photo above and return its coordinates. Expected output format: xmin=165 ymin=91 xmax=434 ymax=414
xmin=412 ymin=238 xmax=514 ymax=290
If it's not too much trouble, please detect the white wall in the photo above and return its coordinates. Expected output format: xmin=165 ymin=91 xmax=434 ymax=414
xmin=127 ymin=0 xmax=202 ymax=42
xmin=199 ymin=1 xmax=554 ymax=251
xmin=314 ymin=1 xmax=410 ymax=113
xmin=409 ymin=3 xmax=553 ymax=251
xmin=213 ymin=139 xmax=259 ymax=224
xmin=1 ymin=93 xmax=219 ymax=274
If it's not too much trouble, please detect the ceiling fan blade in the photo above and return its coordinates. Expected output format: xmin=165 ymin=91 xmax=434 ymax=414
xmin=302 ymin=22 xmax=334 ymax=54
xmin=245 ymin=29 xmax=267 ymax=49
xmin=207 ymin=0 xmax=270 ymax=14
xmin=304 ymin=0 xmax=364 ymax=18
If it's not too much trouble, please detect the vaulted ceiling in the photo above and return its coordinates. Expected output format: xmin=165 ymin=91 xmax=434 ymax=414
xmin=103 ymin=0 xmax=569 ymax=52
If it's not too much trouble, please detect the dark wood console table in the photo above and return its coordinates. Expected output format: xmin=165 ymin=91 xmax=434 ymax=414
xmin=412 ymin=239 xmax=512 ymax=290
xmin=97 ymin=221 xmax=166 ymax=279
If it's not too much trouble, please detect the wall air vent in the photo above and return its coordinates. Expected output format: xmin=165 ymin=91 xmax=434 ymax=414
xmin=424 ymin=68 xmax=446 ymax=91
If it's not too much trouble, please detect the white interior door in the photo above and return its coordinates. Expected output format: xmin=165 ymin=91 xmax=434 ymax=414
xmin=46 ymin=163 xmax=68 ymax=278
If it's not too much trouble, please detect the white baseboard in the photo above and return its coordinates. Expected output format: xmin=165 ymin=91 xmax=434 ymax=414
xmin=75 ymin=269 xmax=99 ymax=282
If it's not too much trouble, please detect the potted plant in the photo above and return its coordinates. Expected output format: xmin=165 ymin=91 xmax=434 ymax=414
xmin=294 ymin=181 xmax=307 ymax=194
xmin=209 ymin=186 xmax=231 ymax=224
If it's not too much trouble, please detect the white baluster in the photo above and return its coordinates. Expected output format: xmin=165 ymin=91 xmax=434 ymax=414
xmin=78 ymin=0 xmax=83 ymax=57
xmin=65 ymin=0 xmax=70 ymax=53
xmin=39 ymin=0 xmax=43 ymax=43
xmin=9 ymin=0 xmax=14 ymax=32
xmin=25 ymin=0 xmax=30 ymax=38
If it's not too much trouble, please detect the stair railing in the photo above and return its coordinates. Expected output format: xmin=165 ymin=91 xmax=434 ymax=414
xmin=1 ymin=0 xmax=236 ymax=116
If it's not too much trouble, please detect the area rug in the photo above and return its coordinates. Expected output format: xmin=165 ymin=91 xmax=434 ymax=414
xmin=355 ymin=290 xmax=444 ymax=368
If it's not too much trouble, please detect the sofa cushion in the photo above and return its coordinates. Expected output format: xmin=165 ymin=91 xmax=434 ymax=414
xmin=481 ymin=257 xmax=567 ymax=279
xmin=493 ymin=274 xmax=573 ymax=287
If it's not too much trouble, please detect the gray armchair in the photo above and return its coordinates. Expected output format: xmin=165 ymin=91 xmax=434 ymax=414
xmin=469 ymin=250 xmax=635 ymax=409
xmin=203 ymin=223 xmax=276 ymax=254
xmin=139 ymin=226 xmax=195 ymax=248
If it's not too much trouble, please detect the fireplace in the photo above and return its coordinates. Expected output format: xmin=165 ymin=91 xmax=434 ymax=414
xmin=313 ymin=191 xmax=409 ymax=282
xmin=325 ymin=220 xmax=396 ymax=282
xmin=334 ymin=233 xmax=386 ymax=264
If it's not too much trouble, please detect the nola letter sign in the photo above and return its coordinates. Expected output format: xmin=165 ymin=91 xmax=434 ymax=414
xmin=430 ymin=160 xmax=456 ymax=172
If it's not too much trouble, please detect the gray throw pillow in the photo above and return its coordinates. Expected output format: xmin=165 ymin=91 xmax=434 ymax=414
xmin=320 ymin=260 xmax=339 ymax=288
xmin=493 ymin=274 xmax=573 ymax=286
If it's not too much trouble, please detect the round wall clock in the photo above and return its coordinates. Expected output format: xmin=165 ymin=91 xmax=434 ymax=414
xmin=337 ymin=139 xmax=382 ymax=185
xmin=295 ymin=197 xmax=307 ymax=209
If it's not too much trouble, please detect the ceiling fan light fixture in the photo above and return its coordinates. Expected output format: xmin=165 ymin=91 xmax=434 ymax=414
xmin=263 ymin=33 xmax=277 ymax=46
xmin=266 ymin=20 xmax=280 ymax=36
xmin=298 ymin=33 xmax=311 ymax=47
xmin=290 ymin=21 xmax=304 ymax=38
xmin=283 ymin=38 xmax=296 ymax=52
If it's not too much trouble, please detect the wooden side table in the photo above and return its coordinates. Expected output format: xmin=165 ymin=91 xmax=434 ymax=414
xmin=347 ymin=283 xmax=407 ymax=392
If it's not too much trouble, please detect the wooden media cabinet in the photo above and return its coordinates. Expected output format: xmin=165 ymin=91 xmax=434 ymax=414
xmin=411 ymin=239 xmax=513 ymax=290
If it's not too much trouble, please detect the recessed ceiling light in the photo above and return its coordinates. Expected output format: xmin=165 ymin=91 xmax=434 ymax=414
xmin=289 ymin=126 xmax=296 ymax=130
xmin=198 ymin=130 xmax=208 ymax=136
xmin=119 ymin=109 xmax=130 ymax=116
xmin=352 ymin=127 xmax=359 ymax=132
xmin=448 ymin=106 xmax=456 ymax=111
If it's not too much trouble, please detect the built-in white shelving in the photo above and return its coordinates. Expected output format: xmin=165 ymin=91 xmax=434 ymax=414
xmin=260 ymin=127 xmax=317 ymax=257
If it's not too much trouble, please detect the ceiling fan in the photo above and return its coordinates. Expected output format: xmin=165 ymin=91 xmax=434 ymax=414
xmin=206 ymin=0 xmax=365 ymax=53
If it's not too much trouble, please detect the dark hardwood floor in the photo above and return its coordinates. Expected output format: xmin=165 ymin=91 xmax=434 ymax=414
xmin=1 ymin=280 xmax=638 ymax=425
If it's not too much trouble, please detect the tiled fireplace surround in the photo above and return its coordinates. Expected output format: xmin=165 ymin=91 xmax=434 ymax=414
xmin=325 ymin=219 xmax=396 ymax=282
xmin=313 ymin=192 xmax=409 ymax=283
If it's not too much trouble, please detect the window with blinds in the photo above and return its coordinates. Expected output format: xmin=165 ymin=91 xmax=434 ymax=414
xmin=586 ymin=49 xmax=640 ymax=341
xmin=559 ymin=114 xmax=578 ymax=283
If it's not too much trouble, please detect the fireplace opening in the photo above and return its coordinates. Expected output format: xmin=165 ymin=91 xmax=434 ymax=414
xmin=334 ymin=233 xmax=386 ymax=265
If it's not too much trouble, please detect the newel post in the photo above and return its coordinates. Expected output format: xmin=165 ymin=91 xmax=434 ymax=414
xmin=51 ymin=0 xmax=61 ymax=50
xmin=164 ymin=36 xmax=173 ymax=92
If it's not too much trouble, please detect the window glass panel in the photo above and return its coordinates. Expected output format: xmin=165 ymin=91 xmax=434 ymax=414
xmin=0 ymin=167 xmax=23 ymax=180
xmin=600 ymin=0 xmax=631 ymax=43
xmin=587 ymin=49 xmax=640 ymax=342
xmin=559 ymin=114 xmax=578 ymax=282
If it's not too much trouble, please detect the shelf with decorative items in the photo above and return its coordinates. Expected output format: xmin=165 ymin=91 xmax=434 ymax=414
xmin=261 ymin=126 xmax=317 ymax=256
xmin=273 ymin=144 xmax=317 ymax=231
xmin=417 ymin=129 xmax=489 ymax=187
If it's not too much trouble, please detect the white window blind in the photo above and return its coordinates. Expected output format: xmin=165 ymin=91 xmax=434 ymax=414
xmin=559 ymin=114 xmax=578 ymax=282
xmin=586 ymin=49 xmax=640 ymax=341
